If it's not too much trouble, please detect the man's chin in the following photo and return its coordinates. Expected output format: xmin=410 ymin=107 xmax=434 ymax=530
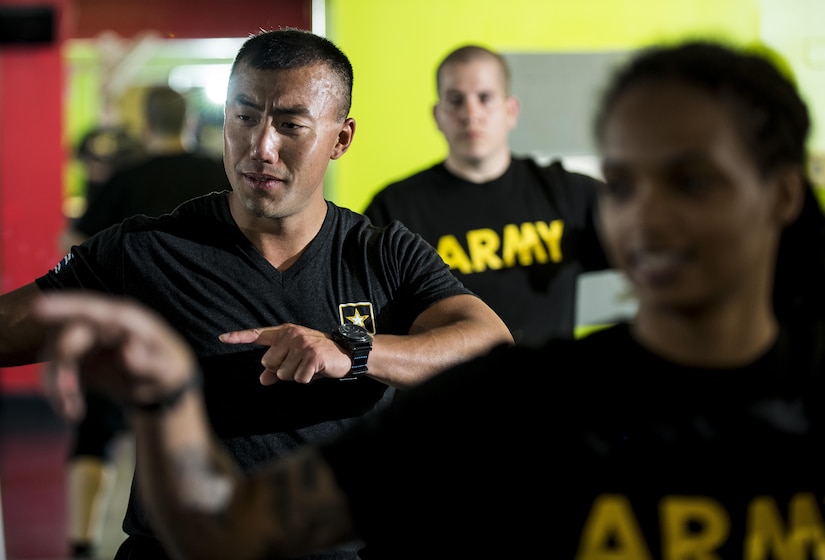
xmin=455 ymin=148 xmax=485 ymax=165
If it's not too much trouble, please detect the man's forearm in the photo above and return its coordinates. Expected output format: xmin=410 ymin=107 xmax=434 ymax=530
xmin=0 ymin=283 xmax=47 ymax=366
xmin=133 ymin=387 xmax=241 ymax=559
xmin=366 ymin=294 xmax=513 ymax=389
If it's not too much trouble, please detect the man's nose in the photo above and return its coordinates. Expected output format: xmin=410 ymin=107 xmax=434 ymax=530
xmin=460 ymin=97 xmax=484 ymax=121
xmin=251 ymin=125 xmax=279 ymax=162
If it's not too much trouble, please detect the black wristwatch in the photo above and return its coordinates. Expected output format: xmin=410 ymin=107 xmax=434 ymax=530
xmin=331 ymin=323 xmax=373 ymax=379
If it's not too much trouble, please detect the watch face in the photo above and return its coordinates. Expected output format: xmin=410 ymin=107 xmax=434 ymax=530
xmin=339 ymin=323 xmax=371 ymax=342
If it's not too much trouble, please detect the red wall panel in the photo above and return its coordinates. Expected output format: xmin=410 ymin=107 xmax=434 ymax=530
xmin=0 ymin=0 xmax=68 ymax=394
xmin=72 ymin=0 xmax=311 ymax=39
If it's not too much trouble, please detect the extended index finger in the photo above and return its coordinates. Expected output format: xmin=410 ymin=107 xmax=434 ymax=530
xmin=218 ymin=327 xmax=273 ymax=345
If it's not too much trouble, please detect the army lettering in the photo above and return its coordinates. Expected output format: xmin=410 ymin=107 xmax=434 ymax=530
xmin=576 ymin=493 xmax=825 ymax=559
xmin=436 ymin=219 xmax=564 ymax=274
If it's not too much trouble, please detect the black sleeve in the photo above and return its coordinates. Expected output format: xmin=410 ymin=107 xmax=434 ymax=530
xmin=544 ymin=161 xmax=611 ymax=272
xmin=36 ymin=224 xmax=125 ymax=294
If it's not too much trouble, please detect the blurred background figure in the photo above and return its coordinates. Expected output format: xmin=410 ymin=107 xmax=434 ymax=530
xmin=365 ymin=45 xmax=609 ymax=347
xmin=52 ymin=85 xmax=230 ymax=560
xmin=64 ymin=85 xmax=230 ymax=245
xmin=62 ymin=127 xmax=146 ymax=250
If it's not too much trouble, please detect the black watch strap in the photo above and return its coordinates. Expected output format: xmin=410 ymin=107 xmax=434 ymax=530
xmin=348 ymin=346 xmax=370 ymax=376
xmin=331 ymin=323 xmax=373 ymax=379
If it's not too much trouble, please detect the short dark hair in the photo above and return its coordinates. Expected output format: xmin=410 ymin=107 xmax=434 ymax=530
xmin=144 ymin=86 xmax=187 ymax=136
xmin=594 ymin=41 xmax=808 ymax=179
xmin=230 ymin=28 xmax=353 ymax=121
xmin=436 ymin=45 xmax=511 ymax=95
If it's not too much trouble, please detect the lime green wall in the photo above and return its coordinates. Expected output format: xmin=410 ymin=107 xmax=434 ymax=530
xmin=326 ymin=0 xmax=761 ymax=212
xmin=64 ymin=42 xmax=106 ymax=200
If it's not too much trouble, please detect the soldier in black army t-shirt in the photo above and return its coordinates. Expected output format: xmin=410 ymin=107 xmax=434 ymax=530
xmin=365 ymin=45 xmax=609 ymax=346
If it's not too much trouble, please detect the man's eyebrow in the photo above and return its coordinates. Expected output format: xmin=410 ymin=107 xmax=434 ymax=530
xmin=230 ymin=94 xmax=263 ymax=111
xmin=443 ymin=87 xmax=497 ymax=98
xmin=228 ymin=95 xmax=313 ymax=118
xmin=273 ymin=105 xmax=313 ymax=118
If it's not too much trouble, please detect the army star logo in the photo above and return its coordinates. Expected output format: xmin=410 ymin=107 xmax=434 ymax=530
xmin=337 ymin=302 xmax=375 ymax=334
xmin=347 ymin=309 xmax=368 ymax=326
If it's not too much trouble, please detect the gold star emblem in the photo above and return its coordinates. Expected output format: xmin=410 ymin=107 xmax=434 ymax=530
xmin=346 ymin=308 xmax=369 ymax=327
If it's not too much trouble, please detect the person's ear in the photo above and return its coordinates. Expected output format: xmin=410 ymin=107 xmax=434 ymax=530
xmin=433 ymin=103 xmax=445 ymax=133
xmin=773 ymin=166 xmax=806 ymax=226
xmin=506 ymin=95 xmax=520 ymax=128
xmin=330 ymin=118 xmax=356 ymax=160
xmin=507 ymin=95 xmax=520 ymax=115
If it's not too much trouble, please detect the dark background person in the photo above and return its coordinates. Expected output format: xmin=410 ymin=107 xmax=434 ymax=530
xmin=29 ymin=39 xmax=825 ymax=560
xmin=365 ymin=45 xmax=609 ymax=346
xmin=66 ymin=85 xmax=230 ymax=243
xmin=53 ymin=86 xmax=230 ymax=559
xmin=0 ymin=28 xmax=513 ymax=560
xmin=62 ymin=127 xmax=146 ymax=250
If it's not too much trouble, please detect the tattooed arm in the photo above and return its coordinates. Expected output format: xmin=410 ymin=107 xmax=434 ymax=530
xmin=34 ymin=291 xmax=358 ymax=559
xmin=134 ymin=405 xmax=357 ymax=559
